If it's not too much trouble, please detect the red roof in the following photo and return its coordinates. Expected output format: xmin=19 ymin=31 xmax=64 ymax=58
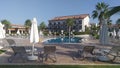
xmin=11 ymin=24 xmax=25 ymax=28
xmin=50 ymin=14 xmax=89 ymax=21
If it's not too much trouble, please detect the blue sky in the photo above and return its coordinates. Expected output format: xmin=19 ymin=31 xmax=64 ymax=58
xmin=0 ymin=0 xmax=120 ymax=25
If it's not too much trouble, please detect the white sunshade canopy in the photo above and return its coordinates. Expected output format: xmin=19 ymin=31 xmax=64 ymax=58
xmin=28 ymin=18 xmax=39 ymax=60
xmin=118 ymin=29 xmax=120 ymax=37
xmin=0 ymin=22 xmax=5 ymax=39
xmin=30 ymin=18 xmax=39 ymax=43
xmin=113 ymin=29 xmax=116 ymax=38
xmin=0 ymin=22 xmax=5 ymax=49
xmin=17 ymin=29 xmax=20 ymax=35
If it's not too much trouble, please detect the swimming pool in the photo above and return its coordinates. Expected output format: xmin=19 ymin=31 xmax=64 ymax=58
xmin=43 ymin=37 xmax=82 ymax=44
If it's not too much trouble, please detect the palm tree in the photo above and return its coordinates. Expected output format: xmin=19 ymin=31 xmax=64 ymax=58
xmin=92 ymin=2 xmax=120 ymax=25
xmin=92 ymin=2 xmax=109 ymax=25
xmin=66 ymin=18 xmax=74 ymax=42
xmin=92 ymin=2 xmax=120 ymax=43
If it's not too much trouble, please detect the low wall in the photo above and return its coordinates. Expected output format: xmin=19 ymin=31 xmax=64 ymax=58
xmin=74 ymin=34 xmax=91 ymax=39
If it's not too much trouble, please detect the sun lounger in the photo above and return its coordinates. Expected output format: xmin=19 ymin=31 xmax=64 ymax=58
xmin=6 ymin=39 xmax=16 ymax=46
xmin=78 ymin=46 xmax=96 ymax=60
xmin=42 ymin=45 xmax=57 ymax=62
xmin=8 ymin=46 xmax=29 ymax=63
xmin=98 ymin=46 xmax=120 ymax=62
xmin=6 ymin=39 xmax=29 ymax=62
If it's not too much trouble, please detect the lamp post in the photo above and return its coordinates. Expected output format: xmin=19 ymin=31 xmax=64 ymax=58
xmin=61 ymin=30 xmax=63 ymax=35
xmin=49 ymin=31 xmax=51 ymax=35
xmin=61 ymin=30 xmax=64 ymax=37
xmin=54 ymin=32 xmax=56 ymax=37
xmin=71 ymin=31 xmax=73 ymax=35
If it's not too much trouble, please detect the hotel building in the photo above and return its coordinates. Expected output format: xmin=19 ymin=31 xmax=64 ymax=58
xmin=48 ymin=14 xmax=90 ymax=33
xmin=8 ymin=24 xmax=28 ymax=35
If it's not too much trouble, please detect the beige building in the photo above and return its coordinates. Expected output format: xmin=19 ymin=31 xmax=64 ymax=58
xmin=48 ymin=14 xmax=90 ymax=33
xmin=8 ymin=24 xmax=28 ymax=35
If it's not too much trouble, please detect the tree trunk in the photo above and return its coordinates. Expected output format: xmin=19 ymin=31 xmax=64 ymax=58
xmin=69 ymin=27 xmax=71 ymax=43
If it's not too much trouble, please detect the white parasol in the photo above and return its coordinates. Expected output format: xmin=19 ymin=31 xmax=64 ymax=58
xmin=113 ymin=29 xmax=116 ymax=38
xmin=117 ymin=29 xmax=120 ymax=38
xmin=0 ymin=22 xmax=5 ymax=49
xmin=17 ymin=29 xmax=20 ymax=35
xmin=29 ymin=18 xmax=39 ymax=60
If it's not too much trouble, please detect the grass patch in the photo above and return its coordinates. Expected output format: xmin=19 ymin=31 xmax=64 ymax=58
xmin=0 ymin=50 xmax=6 ymax=54
xmin=0 ymin=65 xmax=120 ymax=68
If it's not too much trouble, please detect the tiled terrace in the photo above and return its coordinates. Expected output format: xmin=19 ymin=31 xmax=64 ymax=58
xmin=0 ymin=37 xmax=119 ymax=65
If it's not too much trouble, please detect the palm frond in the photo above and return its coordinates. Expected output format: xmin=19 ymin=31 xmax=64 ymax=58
xmin=66 ymin=18 xmax=74 ymax=27
xmin=101 ymin=2 xmax=109 ymax=9
xmin=92 ymin=10 xmax=98 ymax=19
xmin=98 ymin=11 xmax=104 ymax=19
xmin=107 ymin=6 xmax=120 ymax=17
xmin=96 ymin=2 xmax=101 ymax=10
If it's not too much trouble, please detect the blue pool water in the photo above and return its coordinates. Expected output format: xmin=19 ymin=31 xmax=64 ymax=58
xmin=44 ymin=37 xmax=82 ymax=44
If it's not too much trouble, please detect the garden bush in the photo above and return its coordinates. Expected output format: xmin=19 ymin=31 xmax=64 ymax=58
xmin=0 ymin=50 xmax=6 ymax=54
xmin=73 ymin=31 xmax=90 ymax=35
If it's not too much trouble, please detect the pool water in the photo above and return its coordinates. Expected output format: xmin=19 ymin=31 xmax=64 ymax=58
xmin=44 ymin=37 xmax=82 ymax=44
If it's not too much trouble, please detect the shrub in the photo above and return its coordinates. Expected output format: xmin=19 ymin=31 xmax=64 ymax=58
xmin=43 ymin=31 xmax=49 ymax=36
xmin=94 ymin=34 xmax=99 ymax=39
xmin=0 ymin=50 xmax=6 ymax=54
xmin=73 ymin=31 xmax=90 ymax=35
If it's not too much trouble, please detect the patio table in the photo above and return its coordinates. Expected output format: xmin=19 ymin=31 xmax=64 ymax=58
xmin=24 ymin=46 xmax=40 ymax=60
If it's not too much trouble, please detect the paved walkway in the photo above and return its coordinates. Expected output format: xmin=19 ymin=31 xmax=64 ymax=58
xmin=0 ymin=36 xmax=119 ymax=65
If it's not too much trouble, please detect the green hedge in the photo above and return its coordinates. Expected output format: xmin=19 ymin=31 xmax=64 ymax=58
xmin=0 ymin=50 xmax=6 ymax=54
xmin=73 ymin=31 xmax=90 ymax=35
xmin=94 ymin=34 xmax=99 ymax=39
xmin=0 ymin=65 xmax=120 ymax=68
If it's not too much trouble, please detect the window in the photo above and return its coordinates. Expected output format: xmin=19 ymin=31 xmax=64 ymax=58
xmin=54 ymin=23 xmax=56 ymax=25
xmin=79 ymin=25 xmax=82 ymax=29
xmin=49 ymin=23 xmax=51 ymax=25
xmin=79 ymin=20 xmax=82 ymax=24
xmin=63 ymin=22 xmax=65 ymax=24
